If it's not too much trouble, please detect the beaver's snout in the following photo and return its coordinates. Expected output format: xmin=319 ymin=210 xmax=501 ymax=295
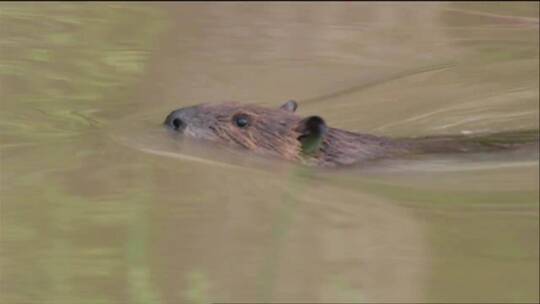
xmin=164 ymin=107 xmax=197 ymax=132
xmin=164 ymin=114 xmax=185 ymax=132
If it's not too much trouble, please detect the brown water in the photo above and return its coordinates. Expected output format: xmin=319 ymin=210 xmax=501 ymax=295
xmin=1 ymin=3 xmax=539 ymax=303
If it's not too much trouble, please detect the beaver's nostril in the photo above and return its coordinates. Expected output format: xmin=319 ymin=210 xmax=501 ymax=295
xmin=171 ymin=118 xmax=185 ymax=131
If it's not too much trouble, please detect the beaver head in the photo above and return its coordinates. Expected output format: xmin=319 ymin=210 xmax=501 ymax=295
xmin=164 ymin=100 xmax=328 ymax=162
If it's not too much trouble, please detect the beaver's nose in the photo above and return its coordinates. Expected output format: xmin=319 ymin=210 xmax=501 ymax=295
xmin=164 ymin=110 xmax=187 ymax=132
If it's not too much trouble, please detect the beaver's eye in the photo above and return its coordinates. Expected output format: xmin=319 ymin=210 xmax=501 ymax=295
xmin=233 ymin=114 xmax=250 ymax=128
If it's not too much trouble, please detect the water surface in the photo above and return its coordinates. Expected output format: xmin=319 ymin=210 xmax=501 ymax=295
xmin=1 ymin=3 xmax=538 ymax=303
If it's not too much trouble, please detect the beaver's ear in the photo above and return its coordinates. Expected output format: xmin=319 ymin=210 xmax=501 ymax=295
xmin=279 ymin=100 xmax=298 ymax=112
xmin=295 ymin=116 xmax=327 ymax=155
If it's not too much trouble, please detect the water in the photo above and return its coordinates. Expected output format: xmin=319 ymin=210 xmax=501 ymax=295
xmin=1 ymin=3 xmax=538 ymax=303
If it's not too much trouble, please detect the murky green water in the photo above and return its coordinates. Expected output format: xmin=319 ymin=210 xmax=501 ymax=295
xmin=1 ymin=3 xmax=538 ymax=303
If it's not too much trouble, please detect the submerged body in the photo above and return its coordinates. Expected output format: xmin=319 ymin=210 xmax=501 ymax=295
xmin=164 ymin=101 xmax=539 ymax=167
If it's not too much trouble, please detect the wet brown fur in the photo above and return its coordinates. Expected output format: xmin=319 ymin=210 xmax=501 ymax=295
xmin=175 ymin=103 xmax=306 ymax=162
xmin=165 ymin=102 xmax=539 ymax=167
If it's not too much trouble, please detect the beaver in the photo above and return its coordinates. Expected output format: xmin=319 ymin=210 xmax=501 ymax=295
xmin=164 ymin=100 xmax=539 ymax=167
